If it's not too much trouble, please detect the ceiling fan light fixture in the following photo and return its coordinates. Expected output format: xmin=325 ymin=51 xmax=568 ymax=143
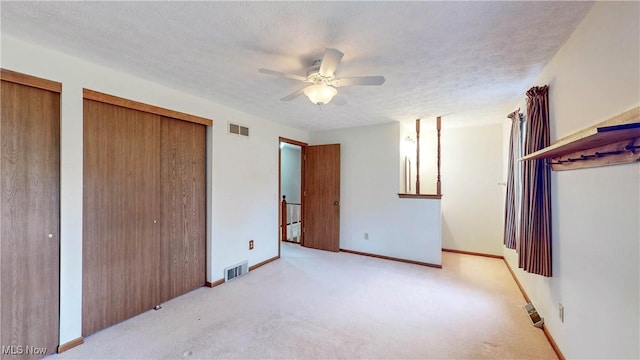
xmin=259 ymin=48 xmax=384 ymax=106
xmin=304 ymin=84 xmax=337 ymax=105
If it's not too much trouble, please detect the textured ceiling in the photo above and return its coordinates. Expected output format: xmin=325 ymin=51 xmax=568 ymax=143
xmin=1 ymin=1 xmax=593 ymax=131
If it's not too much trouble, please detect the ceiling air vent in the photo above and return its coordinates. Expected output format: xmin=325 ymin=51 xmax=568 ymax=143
xmin=229 ymin=122 xmax=249 ymax=137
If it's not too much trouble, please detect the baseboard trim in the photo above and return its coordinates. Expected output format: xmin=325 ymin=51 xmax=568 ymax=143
xmin=503 ymin=258 xmax=530 ymax=303
xmin=542 ymin=324 xmax=565 ymax=360
xmin=340 ymin=249 xmax=442 ymax=268
xmin=281 ymin=239 xmax=300 ymax=244
xmin=205 ymin=278 xmax=224 ymax=288
xmin=206 ymin=256 xmax=279 ymax=287
xmin=503 ymin=258 xmax=565 ymax=360
xmin=442 ymin=248 xmax=503 ymax=259
xmin=249 ymin=255 xmax=279 ymax=271
xmin=58 ymin=337 xmax=84 ymax=353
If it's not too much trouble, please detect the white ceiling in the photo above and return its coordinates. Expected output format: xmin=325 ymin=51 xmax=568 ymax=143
xmin=1 ymin=1 xmax=593 ymax=131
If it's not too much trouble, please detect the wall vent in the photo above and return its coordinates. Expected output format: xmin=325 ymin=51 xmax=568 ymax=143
xmin=524 ymin=302 xmax=544 ymax=328
xmin=228 ymin=122 xmax=249 ymax=137
xmin=224 ymin=261 xmax=248 ymax=282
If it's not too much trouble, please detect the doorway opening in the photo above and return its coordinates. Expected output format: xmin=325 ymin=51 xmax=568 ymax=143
xmin=278 ymin=138 xmax=341 ymax=257
xmin=278 ymin=137 xmax=307 ymax=257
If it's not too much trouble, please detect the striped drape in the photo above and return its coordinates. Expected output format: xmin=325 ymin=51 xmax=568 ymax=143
xmin=519 ymin=85 xmax=552 ymax=277
xmin=503 ymin=110 xmax=522 ymax=250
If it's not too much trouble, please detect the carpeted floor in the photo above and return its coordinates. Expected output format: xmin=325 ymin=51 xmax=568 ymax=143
xmin=51 ymin=243 xmax=557 ymax=359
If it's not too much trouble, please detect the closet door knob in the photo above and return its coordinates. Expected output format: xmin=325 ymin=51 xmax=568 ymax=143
xmin=48 ymin=233 xmax=53 ymax=239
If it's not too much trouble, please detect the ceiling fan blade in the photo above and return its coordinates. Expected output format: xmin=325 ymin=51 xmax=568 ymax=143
xmin=259 ymin=68 xmax=307 ymax=82
xmin=280 ymin=87 xmax=309 ymax=101
xmin=336 ymin=76 xmax=386 ymax=87
xmin=319 ymin=48 xmax=344 ymax=77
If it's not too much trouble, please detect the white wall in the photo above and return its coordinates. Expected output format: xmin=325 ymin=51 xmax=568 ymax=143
xmin=310 ymin=122 xmax=441 ymax=266
xmin=503 ymin=2 xmax=639 ymax=358
xmin=401 ymin=120 xmax=504 ymax=256
xmin=280 ymin=146 xmax=302 ymax=203
xmin=1 ymin=35 xmax=308 ymax=346
xmin=441 ymin=124 xmax=504 ymax=255
xmin=210 ymin=107 xmax=307 ymax=281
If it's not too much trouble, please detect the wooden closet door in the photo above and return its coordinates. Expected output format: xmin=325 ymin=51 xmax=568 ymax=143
xmin=159 ymin=117 xmax=206 ymax=302
xmin=1 ymin=80 xmax=60 ymax=358
xmin=82 ymin=100 xmax=161 ymax=336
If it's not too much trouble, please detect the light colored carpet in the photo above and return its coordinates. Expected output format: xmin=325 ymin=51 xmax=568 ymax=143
xmin=51 ymin=243 xmax=557 ymax=359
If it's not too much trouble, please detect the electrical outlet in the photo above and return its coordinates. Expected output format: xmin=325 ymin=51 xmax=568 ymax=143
xmin=249 ymin=240 xmax=254 ymax=250
xmin=364 ymin=232 xmax=369 ymax=240
xmin=559 ymin=303 xmax=564 ymax=323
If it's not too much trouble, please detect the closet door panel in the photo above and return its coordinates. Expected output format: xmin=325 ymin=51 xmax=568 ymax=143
xmin=159 ymin=118 xmax=206 ymax=302
xmin=83 ymin=100 xmax=161 ymax=336
xmin=1 ymin=80 xmax=60 ymax=359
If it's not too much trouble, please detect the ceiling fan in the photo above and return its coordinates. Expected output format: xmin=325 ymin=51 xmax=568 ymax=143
xmin=259 ymin=48 xmax=385 ymax=106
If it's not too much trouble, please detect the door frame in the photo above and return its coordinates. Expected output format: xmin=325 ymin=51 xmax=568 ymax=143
xmin=278 ymin=137 xmax=308 ymax=258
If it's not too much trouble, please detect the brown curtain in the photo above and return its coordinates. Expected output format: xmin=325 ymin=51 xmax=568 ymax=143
xmin=519 ymin=85 xmax=552 ymax=277
xmin=503 ymin=110 xmax=522 ymax=250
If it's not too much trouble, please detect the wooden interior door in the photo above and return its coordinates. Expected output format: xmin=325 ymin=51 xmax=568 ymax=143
xmin=83 ymin=100 xmax=161 ymax=336
xmin=1 ymin=77 xmax=60 ymax=358
xmin=159 ymin=117 xmax=206 ymax=303
xmin=303 ymin=144 xmax=341 ymax=252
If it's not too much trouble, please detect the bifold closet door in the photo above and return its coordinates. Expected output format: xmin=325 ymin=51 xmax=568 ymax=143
xmin=83 ymin=100 xmax=161 ymax=336
xmin=83 ymin=97 xmax=207 ymax=337
xmin=1 ymin=77 xmax=60 ymax=358
xmin=159 ymin=117 xmax=206 ymax=303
